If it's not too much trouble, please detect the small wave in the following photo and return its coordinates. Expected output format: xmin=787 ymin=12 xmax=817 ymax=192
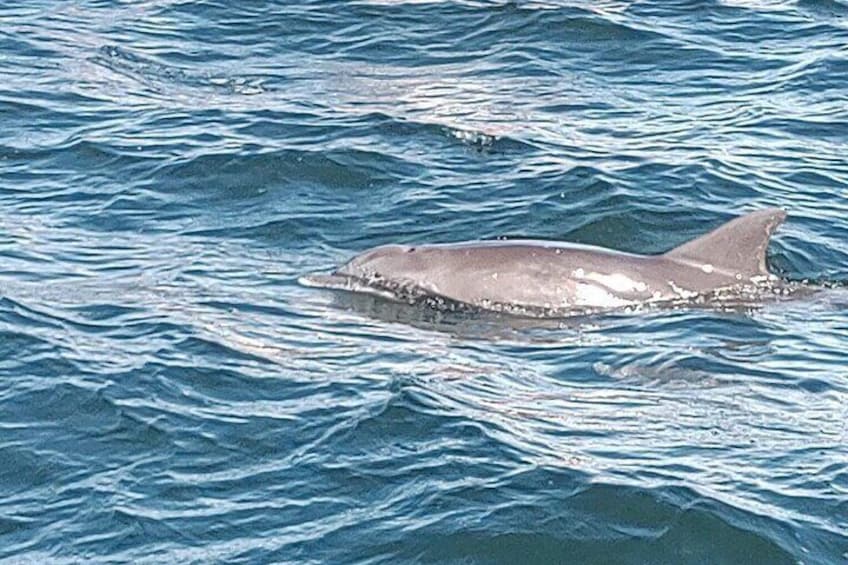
xmin=89 ymin=45 xmax=270 ymax=99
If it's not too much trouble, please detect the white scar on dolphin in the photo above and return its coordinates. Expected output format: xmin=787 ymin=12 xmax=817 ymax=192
xmin=301 ymin=208 xmax=789 ymax=316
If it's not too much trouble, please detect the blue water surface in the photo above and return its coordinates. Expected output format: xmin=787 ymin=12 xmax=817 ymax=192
xmin=2 ymin=1 xmax=848 ymax=563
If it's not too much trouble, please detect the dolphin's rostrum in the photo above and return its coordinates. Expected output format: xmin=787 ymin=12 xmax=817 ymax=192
xmin=302 ymin=208 xmax=787 ymax=315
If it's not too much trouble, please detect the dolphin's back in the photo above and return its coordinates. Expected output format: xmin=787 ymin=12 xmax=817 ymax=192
xmin=421 ymin=242 xmax=654 ymax=309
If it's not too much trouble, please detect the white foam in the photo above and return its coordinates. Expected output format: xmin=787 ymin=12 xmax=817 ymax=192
xmin=668 ymin=280 xmax=699 ymax=299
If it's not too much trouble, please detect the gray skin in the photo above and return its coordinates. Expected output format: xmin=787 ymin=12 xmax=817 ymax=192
xmin=304 ymin=209 xmax=787 ymax=313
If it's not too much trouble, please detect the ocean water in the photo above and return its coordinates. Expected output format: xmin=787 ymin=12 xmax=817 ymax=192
xmin=2 ymin=1 xmax=848 ymax=563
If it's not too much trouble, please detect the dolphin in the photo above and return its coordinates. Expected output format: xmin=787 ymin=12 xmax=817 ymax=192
xmin=301 ymin=208 xmax=788 ymax=315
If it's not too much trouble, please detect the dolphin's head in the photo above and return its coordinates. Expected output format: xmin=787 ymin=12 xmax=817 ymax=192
xmin=336 ymin=244 xmax=422 ymax=281
xmin=333 ymin=244 xmax=449 ymax=296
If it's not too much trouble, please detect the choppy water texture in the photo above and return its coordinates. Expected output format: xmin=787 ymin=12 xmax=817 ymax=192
xmin=2 ymin=1 xmax=848 ymax=563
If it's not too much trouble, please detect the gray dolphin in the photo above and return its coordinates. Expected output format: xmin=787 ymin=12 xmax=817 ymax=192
xmin=301 ymin=208 xmax=788 ymax=315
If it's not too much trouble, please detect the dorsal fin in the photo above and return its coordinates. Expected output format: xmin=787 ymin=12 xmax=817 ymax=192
xmin=663 ymin=208 xmax=786 ymax=277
